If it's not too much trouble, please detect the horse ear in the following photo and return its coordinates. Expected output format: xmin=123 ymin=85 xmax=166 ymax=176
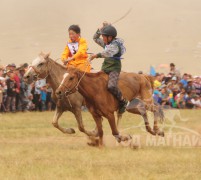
xmin=44 ymin=52 xmax=51 ymax=60
xmin=39 ymin=51 xmax=45 ymax=56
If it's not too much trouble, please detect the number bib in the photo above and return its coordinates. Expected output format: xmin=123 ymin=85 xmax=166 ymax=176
xmin=67 ymin=42 xmax=79 ymax=55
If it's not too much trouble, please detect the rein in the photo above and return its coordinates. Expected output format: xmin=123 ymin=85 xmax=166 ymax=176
xmin=61 ymin=62 xmax=90 ymax=96
xmin=30 ymin=59 xmax=52 ymax=80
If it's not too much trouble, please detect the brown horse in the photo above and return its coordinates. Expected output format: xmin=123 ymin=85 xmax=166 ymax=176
xmin=24 ymin=53 xmax=96 ymax=137
xmin=55 ymin=68 xmax=164 ymax=146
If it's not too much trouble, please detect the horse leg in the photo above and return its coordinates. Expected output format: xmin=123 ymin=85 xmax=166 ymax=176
xmin=127 ymin=99 xmax=156 ymax=136
xmin=106 ymin=113 xmax=132 ymax=143
xmin=142 ymin=113 xmax=157 ymax=136
xmin=52 ymin=106 xmax=75 ymax=134
xmin=72 ymin=107 xmax=99 ymax=137
xmin=138 ymin=81 xmax=160 ymax=136
xmin=143 ymin=100 xmax=165 ymax=137
xmin=91 ymin=113 xmax=104 ymax=147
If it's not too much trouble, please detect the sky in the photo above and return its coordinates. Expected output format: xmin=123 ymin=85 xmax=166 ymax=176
xmin=0 ymin=0 xmax=201 ymax=74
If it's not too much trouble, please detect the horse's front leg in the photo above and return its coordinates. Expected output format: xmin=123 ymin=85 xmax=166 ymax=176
xmin=72 ymin=107 xmax=99 ymax=137
xmin=106 ymin=113 xmax=132 ymax=143
xmin=52 ymin=106 xmax=75 ymax=134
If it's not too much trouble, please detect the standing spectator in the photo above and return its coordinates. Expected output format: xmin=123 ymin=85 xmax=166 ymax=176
xmin=46 ymin=83 xmax=53 ymax=111
xmin=13 ymin=69 xmax=20 ymax=111
xmin=6 ymin=71 xmax=17 ymax=112
xmin=40 ymin=85 xmax=47 ymax=111
xmin=169 ymin=63 xmax=181 ymax=80
xmin=0 ymin=65 xmax=6 ymax=111
xmin=34 ymin=79 xmax=46 ymax=111
xmin=6 ymin=63 xmax=16 ymax=71
xmin=18 ymin=67 xmax=29 ymax=111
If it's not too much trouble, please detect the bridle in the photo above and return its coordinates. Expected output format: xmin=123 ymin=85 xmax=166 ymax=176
xmin=29 ymin=59 xmax=51 ymax=81
xmin=60 ymin=63 xmax=90 ymax=97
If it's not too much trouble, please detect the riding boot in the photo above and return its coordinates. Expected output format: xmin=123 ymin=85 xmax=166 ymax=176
xmin=119 ymin=99 xmax=128 ymax=114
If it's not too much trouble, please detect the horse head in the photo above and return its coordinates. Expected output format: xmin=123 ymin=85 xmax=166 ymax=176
xmin=24 ymin=52 xmax=51 ymax=84
xmin=55 ymin=68 xmax=80 ymax=99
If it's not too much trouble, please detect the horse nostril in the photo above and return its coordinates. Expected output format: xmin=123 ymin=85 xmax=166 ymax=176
xmin=56 ymin=90 xmax=61 ymax=95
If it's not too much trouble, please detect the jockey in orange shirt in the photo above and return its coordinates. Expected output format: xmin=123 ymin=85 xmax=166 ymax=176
xmin=61 ymin=25 xmax=91 ymax=72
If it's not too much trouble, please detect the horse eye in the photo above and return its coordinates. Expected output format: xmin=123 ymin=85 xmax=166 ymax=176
xmin=38 ymin=63 xmax=43 ymax=67
xmin=69 ymin=77 xmax=74 ymax=81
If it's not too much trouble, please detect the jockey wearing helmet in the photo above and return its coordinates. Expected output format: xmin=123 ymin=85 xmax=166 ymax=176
xmin=61 ymin=25 xmax=91 ymax=72
xmin=89 ymin=22 xmax=127 ymax=114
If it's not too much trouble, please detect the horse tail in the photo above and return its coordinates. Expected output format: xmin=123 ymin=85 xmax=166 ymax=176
xmin=145 ymin=75 xmax=154 ymax=89
xmin=143 ymin=74 xmax=164 ymax=123
xmin=143 ymin=74 xmax=154 ymax=90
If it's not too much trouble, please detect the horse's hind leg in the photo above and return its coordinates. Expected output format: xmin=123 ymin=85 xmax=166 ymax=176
xmin=52 ymin=106 xmax=75 ymax=134
xmin=145 ymin=101 xmax=165 ymax=137
xmin=142 ymin=112 xmax=158 ymax=136
xmin=127 ymin=99 xmax=156 ymax=136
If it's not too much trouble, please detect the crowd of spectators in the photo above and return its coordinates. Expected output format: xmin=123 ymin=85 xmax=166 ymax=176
xmin=152 ymin=63 xmax=201 ymax=109
xmin=0 ymin=62 xmax=200 ymax=113
xmin=0 ymin=63 xmax=55 ymax=113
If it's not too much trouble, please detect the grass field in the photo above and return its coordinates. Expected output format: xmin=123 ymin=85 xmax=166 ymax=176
xmin=0 ymin=110 xmax=201 ymax=180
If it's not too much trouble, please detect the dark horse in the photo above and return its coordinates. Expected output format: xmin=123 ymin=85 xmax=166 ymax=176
xmin=56 ymin=68 xmax=164 ymax=147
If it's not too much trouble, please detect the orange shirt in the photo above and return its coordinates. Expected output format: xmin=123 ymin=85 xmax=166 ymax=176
xmin=61 ymin=38 xmax=89 ymax=66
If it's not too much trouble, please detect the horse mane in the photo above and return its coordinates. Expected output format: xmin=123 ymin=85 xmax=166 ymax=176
xmin=49 ymin=58 xmax=67 ymax=69
xmin=38 ymin=52 xmax=67 ymax=70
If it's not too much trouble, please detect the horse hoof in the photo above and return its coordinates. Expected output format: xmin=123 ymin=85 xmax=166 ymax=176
xmin=70 ymin=128 xmax=76 ymax=134
xmin=87 ymin=136 xmax=99 ymax=146
xmin=121 ymin=134 xmax=132 ymax=141
xmin=158 ymin=131 xmax=165 ymax=137
xmin=87 ymin=142 xmax=97 ymax=146
xmin=114 ymin=135 xmax=122 ymax=143
xmin=65 ymin=128 xmax=76 ymax=134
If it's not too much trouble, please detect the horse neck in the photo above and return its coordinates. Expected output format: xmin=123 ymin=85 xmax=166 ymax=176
xmin=77 ymin=72 xmax=99 ymax=100
xmin=46 ymin=59 xmax=67 ymax=91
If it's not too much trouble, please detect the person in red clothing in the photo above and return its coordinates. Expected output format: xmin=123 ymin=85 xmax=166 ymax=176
xmin=6 ymin=64 xmax=20 ymax=110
